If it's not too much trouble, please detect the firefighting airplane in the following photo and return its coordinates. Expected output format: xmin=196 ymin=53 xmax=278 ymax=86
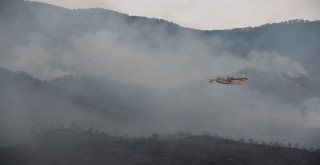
xmin=209 ymin=75 xmax=248 ymax=85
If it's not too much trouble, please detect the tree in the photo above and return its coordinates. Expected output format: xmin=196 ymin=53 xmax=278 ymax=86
xmin=294 ymin=142 xmax=300 ymax=149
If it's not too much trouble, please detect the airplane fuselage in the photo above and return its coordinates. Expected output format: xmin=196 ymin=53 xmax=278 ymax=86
xmin=210 ymin=76 xmax=248 ymax=85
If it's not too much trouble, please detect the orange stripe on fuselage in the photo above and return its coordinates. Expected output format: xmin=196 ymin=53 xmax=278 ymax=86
xmin=231 ymin=79 xmax=245 ymax=85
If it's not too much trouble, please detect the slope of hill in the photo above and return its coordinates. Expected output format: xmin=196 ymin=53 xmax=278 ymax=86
xmin=0 ymin=67 xmax=143 ymax=145
xmin=0 ymin=128 xmax=319 ymax=165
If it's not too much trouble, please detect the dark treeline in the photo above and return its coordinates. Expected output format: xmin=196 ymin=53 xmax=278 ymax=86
xmin=0 ymin=126 xmax=319 ymax=165
xmin=31 ymin=124 xmax=317 ymax=151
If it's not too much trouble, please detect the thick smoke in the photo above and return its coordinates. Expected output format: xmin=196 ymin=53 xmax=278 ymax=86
xmin=0 ymin=1 xmax=319 ymax=148
xmin=3 ymin=31 xmax=308 ymax=86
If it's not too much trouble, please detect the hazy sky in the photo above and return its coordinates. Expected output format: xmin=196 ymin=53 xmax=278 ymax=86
xmin=29 ymin=0 xmax=320 ymax=29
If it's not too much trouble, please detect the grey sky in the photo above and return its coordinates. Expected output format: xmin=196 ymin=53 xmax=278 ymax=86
xmin=29 ymin=0 xmax=320 ymax=29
